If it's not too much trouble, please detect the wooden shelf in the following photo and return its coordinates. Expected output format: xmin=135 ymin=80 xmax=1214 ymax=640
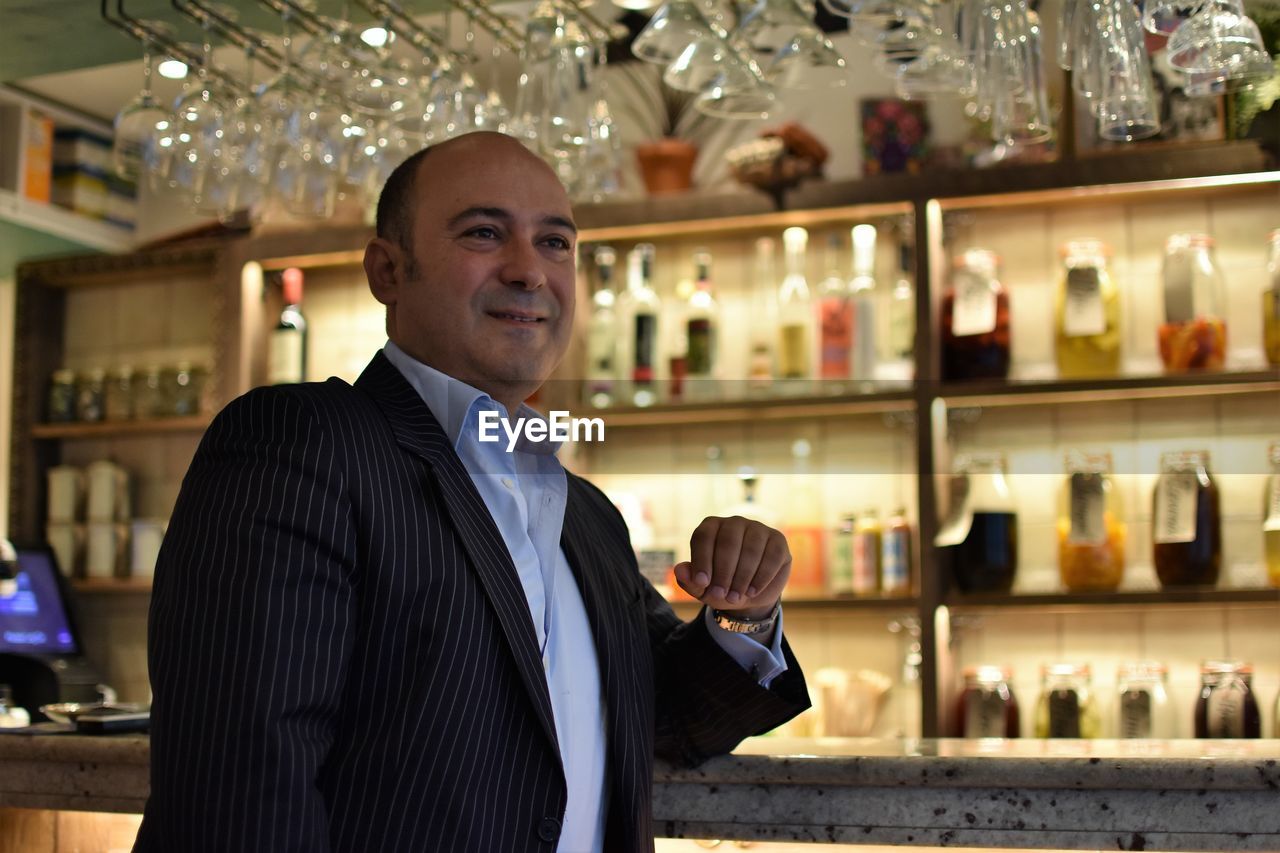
xmin=938 ymin=369 xmax=1280 ymax=408
xmin=70 ymin=578 xmax=152 ymax=594
xmin=0 ymin=188 xmax=133 ymax=254
xmin=31 ymin=415 xmax=211 ymax=440
xmin=948 ymin=587 xmax=1280 ymax=609
xmin=587 ymin=386 xmax=916 ymax=429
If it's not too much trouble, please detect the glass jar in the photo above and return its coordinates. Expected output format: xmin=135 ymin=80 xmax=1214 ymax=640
xmin=1034 ymin=663 xmax=1100 ymax=738
xmin=1265 ymin=441 xmax=1280 ymax=588
xmin=75 ymin=368 xmax=106 ymax=422
xmin=133 ymin=366 xmax=165 ymax=419
xmin=170 ymin=361 xmax=207 ymax=416
xmin=1153 ymin=450 xmax=1221 ymax=587
xmin=104 ymin=366 xmax=135 ymax=421
xmin=1057 ymin=450 xmax=1127 ymax=592
xmin=953 ymin=665 xmax=1020 ymax=738
xmin=1159 ymin=233 xmax=1227 ymax=372
xmin=1055 ymin=240 xmax=1121 ymax=378
xmin=1264 ymin=229 xmax=1279 ymax=367
xmin=47 ymin=369 xmax=77 ymax=423
xmin=944 ymin=452 xmax=1019 ymax=593
xmin=941 ymin=249 xmax=1011 ymax=382
xmin=1116 ymin=661 xmax=1174 ymax=739
xmin=1194 ymin=661 xmax=1262 ymax=739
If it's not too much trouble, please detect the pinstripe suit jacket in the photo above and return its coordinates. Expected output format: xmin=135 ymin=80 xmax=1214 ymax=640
xmin=135 ymin=352 xmax=809 ymax=853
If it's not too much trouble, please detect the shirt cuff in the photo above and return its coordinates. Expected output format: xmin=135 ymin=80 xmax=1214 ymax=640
xmin=703 ymin=606 xmax=789 ymax=689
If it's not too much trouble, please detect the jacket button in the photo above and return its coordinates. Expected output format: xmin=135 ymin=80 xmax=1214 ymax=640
xmin=537 ymin=817 xmax=560 ymax=843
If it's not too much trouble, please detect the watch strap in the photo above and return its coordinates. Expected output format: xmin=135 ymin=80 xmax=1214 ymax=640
xmin=711 ymin=602 xmax=780 ymax=635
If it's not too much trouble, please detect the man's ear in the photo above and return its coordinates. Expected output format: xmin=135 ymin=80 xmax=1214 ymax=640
xmin=364 ymin=237 xmax=402 ymax=307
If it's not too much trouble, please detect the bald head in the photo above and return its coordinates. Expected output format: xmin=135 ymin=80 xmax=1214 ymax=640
xmin=375 ymin=132 xmax=565 ymax=272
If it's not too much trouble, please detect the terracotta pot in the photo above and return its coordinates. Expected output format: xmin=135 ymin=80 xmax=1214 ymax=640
xmin=635 ymin=138 xmax=698 ymax=195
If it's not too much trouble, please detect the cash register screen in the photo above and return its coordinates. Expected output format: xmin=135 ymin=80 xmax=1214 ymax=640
xmin=0 ymin=549 xmax=78 ymax=655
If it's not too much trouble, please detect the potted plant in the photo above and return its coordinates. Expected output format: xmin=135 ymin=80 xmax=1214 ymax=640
xmin=634 ymin=83 xmax=699 ymax=194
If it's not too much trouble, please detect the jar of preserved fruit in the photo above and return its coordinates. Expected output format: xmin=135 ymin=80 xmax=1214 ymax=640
xmin=1057 ymin=450 xmax=1126 ymax=592
xmin=1116 ymin=661 xmax=1174 ymax=739
xmin=1055 ymin=240 xmax=1121 ymax=378
xmin=1264 ymin=229 xmax=1279 ymax=367
xmin=1265 ymin=441 xmax=1280 ymax=588
xmin=941 ymin=453 xmax=1018 ymax=593
xmin=953 ymin=665 xmax=1020 ymax=738
xmin=47 ymin=369 xmax=77 ymax=423
xmin=75 ymin=368 xmax=106 ymax=423
xmin=1034 ymin=663 xmax=1100 ymax=738
xmin=104 ymin=366 xmax=135 ymax=421
xmin=941 ymin=249 xmax=1011 ymax=381
xmin=1153 ymin=450 xmax=1221 ymax=587
xmin=1194 ymin=661 xmax=1262 ymax=739
xmin=170 ymin=361 xmax=207 ymax=416
xmin=133 ymin=366 xmax=165 ymax=419
xmin=1159 ymin=233 xmax=1227 ymax=372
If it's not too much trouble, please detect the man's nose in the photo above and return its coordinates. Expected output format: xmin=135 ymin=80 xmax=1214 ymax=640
xmin=498 ymin=241 xmax=547 ymax=291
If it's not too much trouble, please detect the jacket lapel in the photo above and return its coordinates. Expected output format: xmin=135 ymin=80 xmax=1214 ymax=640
xmin=354 ymin=352 xmax=561 ymax=761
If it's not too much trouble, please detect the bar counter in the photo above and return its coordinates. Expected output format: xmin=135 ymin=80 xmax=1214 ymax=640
xmin=0 ymin=735 xmax=1277 ymax=850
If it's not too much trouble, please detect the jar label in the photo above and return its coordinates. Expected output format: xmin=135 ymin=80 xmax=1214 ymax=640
xmin=1154 ymin=472 xmax=1198 ymax=544
xmin=1063 ymin=267 xmax=1106 ymax=337
xmin=1207 ymin=679 xmax=1246 ymax=738
xmin=951 ymin=275 xmax=998 ymax=337
xmin=1068 ymin=473 xmax=1106 ymax=545
xmin=1119 ymin=689 xmax=1152 ymax=738
xmin=964 ymin=688 xmax=1008 ymax=738
xmin=1047 ymin=689 xmax=1081 ymax=737
xmin=1265 ymin=479 xmax=1280 ymax=533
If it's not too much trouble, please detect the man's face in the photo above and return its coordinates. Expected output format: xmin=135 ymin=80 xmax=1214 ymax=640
xmin=383 ymin=134 xmax=578 ymax=406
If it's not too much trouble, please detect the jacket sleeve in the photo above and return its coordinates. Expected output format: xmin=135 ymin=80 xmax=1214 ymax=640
xmin=139 ymin=386 xmax=357 ymax=852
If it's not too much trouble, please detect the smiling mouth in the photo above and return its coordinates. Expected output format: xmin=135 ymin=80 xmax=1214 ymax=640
xmin=488 ymin=311 xmax=546 ymax=323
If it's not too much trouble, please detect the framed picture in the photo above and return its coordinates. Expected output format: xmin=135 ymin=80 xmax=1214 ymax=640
xmin=1074 ymin=32 xmax=1227 ymax=153
xmin=860 ymin=98 xmax=930 ymax=176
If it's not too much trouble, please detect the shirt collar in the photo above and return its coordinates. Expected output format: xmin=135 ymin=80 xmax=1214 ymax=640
xmin=381 ymin=341 xmax=561 ymax=456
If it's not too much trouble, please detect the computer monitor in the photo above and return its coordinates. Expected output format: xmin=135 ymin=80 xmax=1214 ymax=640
xmin=0 ymin=548 xmax=81 ymax=657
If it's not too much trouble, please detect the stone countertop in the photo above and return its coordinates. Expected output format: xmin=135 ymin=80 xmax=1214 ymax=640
xmin=1 ymin=735 xmax=1277 ymax=850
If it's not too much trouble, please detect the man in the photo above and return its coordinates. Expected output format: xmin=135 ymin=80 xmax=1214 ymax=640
xmin=136 ymin=131 xmax=809 ymax=853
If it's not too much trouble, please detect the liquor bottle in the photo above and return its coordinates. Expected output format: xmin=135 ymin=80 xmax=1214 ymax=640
xmin=684 ymin=248 xmax=718 ymax=400
xmin=619 ymin=243 xmax=661 ymax=406
xmin=269 ymin=267 xmax=307 ymax=385
xmin=748 ymin=237 xmax=777 ymax=394
xmin=777 ymin=227 xmax=814 ymax=385
xmin=886 ymin=239 xmax=915 ymax=364
xmin=817 ymin=233 xmax=852 ymax=382
xmin=848 ymin=224 xmax=879 ymax=382
xmin=782 ymin=439 xmax=825 ymax=597
xmin=583 ymin=245 xmax=618 ymax=408
xmin=881 ymin=507 xmax=912 ymax=595
xmin=851 ymin=509 xmax=881 ymax=595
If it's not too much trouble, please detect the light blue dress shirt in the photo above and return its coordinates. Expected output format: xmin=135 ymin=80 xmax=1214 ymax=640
xmin=383 ymin=342 xmax=787 ymax=853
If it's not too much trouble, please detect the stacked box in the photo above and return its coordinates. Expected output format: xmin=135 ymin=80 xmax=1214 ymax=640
xmin=51 ymin=128 xmax=135 ymax=226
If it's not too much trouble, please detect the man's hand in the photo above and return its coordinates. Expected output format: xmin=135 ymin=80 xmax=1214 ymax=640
xmin=672 ymin=516 xmax=791 ymax=618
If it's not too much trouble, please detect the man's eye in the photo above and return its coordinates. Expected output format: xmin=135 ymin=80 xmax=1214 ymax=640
xmin=467 ymin=226 xmax=500 ymax=240
xmin=544 ymin=236 xmax=573 ymax=251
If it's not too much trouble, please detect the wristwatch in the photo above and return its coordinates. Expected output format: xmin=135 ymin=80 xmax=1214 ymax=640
xmin=711 ymin=602 xmax=780 ymax=635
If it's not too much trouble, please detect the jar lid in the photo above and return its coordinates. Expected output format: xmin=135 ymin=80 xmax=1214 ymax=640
xmin=1160 ymin=449 xmax=1210 ymax=471
xmin=1059 ymin=239 xmax=1111 ymax=258
xmin=1118 ymin=660 xmax=1167 ymax=678
xmin=963 ymin=665 xmax=1011 ymax=682
xmin=953 ymin=248 xmax=1000 ymax=273
xmin=1165 ymin=232 xmax=1214 ymax=250
xmin=1064 ymin=449 xmax=1112 ymax=473
xmin=1200 ymin=660 xmax=1251 ymax=674
xmin=1041 ymin=662 xmax=1090 ymax=678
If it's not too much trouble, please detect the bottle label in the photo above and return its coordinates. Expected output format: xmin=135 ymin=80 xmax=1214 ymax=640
xmin=269 ymin=328 xmax=304 ymax=384
xmin=1206 ymin=678 xmax=1246 ymax=738
xmin=1063 ymin=267 xmax=1106 ymax=337
xmin=951 ymin=275 xmax=998 ymax=337
xmin=888 ymin=296 xmax=914 ymax=359
xmin=587 ymin=325 xmax=616 ymax=378
xmin=851 ymin=531 xmax=879 ymax=593
xmin=1119 ymin=689 xmax=1152 ymax=738
xmin=881 ymin=528 xmax=910 ymax=590
xmin=831 ymin=531 xmax=853 ymax=594
xmin=819 ymin=298 xmax=853 ymax=379
xmin=779 ymin=323 xmax=810 ymax=379
xmin=1154 ymin=472 xmax=1198 ymax=544
xmin=851 ymin=295 xmax=878 ymax=380
xmin=1047 ymin=689 xmax=1081 ymax=738
xmin=965 ymin=688 xmax=1007 ymax=738
xmin=633 ymin=314 xmax=657 ymax=383
xmin=686 ymin=318 xmax=714 ymax=375
xmin=1068 ymin=473 xmax=1107 ymax=545
xmin=1265 ymin=478 xmax=1280 ymax=533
